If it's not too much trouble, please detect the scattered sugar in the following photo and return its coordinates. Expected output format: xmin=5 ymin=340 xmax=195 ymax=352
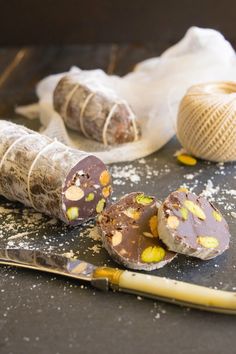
xmin=201 ymin=180 xmax=220 ymax=200
xmin=184 ymin=174 xmax=194 ymax=180
xmin=111 ymin=165 xmax=141 ymax=185
xmin=225 ymin=189 xmax=236 ymax=197
xmin=138 ymin=158 xmax=146 ymax=164
xmin=154 ymin=313 xmax=160 ymax=320
xmin=61 ymin=250 xmax=76 ymax=259
xmin=110 ymin=161 xmax=171 ymax=187
xmin=87 ymin=226 xmax=101 ymax=242
xmin=88 ymin=244 xmax=101 ymax=254
xmin=7 ymin=231 xmax=34 ymax=240
xmin=130 ymin=174 xmax=141 ymax=183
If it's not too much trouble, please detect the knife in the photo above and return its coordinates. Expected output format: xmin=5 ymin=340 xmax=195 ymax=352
xmin=0 ymin=248 xmax=235 ymax=314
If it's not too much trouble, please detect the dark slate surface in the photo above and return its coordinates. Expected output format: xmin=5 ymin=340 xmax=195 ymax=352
xmin=0 ymin=45 xmax=236 ymax=354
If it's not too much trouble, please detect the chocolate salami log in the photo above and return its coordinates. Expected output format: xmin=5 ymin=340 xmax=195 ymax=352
xmin=97 ymin=192 xmax=176 ymax=271
xmin=158 ymin=190 xmax=230 ymax=260
xmin=0 ymin=120 xmax=112 ymax=225
xmin=53 ymin=73 xmax=140 ymax=146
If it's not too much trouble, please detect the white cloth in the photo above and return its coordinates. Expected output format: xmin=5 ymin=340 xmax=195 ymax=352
xmin=16 ymin=27 xmax=236 ymax=163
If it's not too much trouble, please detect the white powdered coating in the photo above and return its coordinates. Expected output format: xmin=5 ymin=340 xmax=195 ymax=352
xmin=7 ymin=231 xmax=35 ymax=240
xmin=184 ymin=174 xmax=195 ymax=180
xmin=0 ymin=203 xmax=103 ymax=259
xmin=226 ymin=189 xmax=236 ymax=196
xmin=0 ymin=204 xmax=52 ymax=250
xmin=88 ymin=244 xmax=101 ymax=254
xmin=110 ymin=159 xmax=170 ymax=187
xmin=0 ymin=120 xmax=98 ymax=223
xmin=87 ymin=226 xmax=101 ymax=242
xmin=201 ymin=180 xmax=220 ymax=200
xmin=111 ymin=165 xmax=141 ymax=185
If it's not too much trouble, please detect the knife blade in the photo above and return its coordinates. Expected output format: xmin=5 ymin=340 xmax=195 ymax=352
xmin=0 ymin=247 xmax=236 ymax=314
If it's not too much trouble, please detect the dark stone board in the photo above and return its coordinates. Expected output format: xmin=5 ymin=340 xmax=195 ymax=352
xmin=0 ymin=45 xmax=235 ymax=354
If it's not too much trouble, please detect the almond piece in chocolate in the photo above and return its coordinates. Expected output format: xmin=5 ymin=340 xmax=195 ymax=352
xmin=97 ymin=192 xmax=176 ymax=271
xmin=65 ymin=186 xmax=84 ymax=201
xmin=0 ymin=120 xmax=112 ymax=225
xmin=158 ymin=190 xmax=231 ymax=260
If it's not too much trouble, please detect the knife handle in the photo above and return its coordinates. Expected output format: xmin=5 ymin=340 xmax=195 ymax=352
xmin=93 ymin=267 xmax=236 ymax=314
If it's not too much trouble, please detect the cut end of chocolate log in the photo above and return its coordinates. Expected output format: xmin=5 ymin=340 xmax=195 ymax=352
xmin=0 ymin=120 xmax=112 ymax=226
xmin=62 ymin=156 xmax=112 ymax=225
xmin=97 ymin=192 xmax=176 ymax=271
xmin=53 ymin=74 xmax=141 ymax=146
xmin=158 ymin=190 xmax=231 ymax=260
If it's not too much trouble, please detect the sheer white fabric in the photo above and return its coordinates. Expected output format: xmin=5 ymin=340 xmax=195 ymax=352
xmin=16 ymin=27 xmax=236 ymax=163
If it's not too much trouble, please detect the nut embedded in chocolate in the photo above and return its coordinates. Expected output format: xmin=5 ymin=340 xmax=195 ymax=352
xmin=0 ymin=120 xmax=112 ymax=225
xmin=97 ymin=192 xmax=176 ymax=271
xmin=158 ymin=190 xmax=231 ymax=260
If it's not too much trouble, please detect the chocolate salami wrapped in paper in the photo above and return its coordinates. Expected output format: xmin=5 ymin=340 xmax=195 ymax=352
xmin=16 ymin=27 xmax=236 ymax=163
xmin=53 ymin=73 xmax=140 ymax=146
xmin=0 ymin=120 xmax=112 ymax=225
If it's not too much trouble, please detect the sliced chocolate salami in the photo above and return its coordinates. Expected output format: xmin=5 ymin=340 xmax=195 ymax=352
xmin=97 ymin=192 xmax=176 ymax=271
xmin=158 ymin=190 xmax=230 ymax=260
xmin=53 ymin=73 xmax=140 ymax=146
xmin=0 ymin=120 xmax=112 ymax=225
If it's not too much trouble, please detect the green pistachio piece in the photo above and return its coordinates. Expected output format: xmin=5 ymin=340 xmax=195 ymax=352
xmin=180 ymin=207 xmax=188 ymax=220
xmin=197 ymin=236 xmax=219 ymax=248
xmin=135 ymin=194 xmax=153 ymax=205
xmin=96 ymin=198 xmax=106 ymax=213
xmin=212 ymin=210 xmax=222 ymax=222
xmin=85 ymin=193 xmax=95 ymax=202
xmin=67 ymin=207 xmax=79 ymax=221
xmin=184 ymin=200 xmax=206 ymax=220
xmin=141 ymin=246 xmax=165 ymax=263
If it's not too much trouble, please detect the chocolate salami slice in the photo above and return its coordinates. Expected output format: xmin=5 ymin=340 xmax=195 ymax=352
xmin=0 ymin=120 xmax=112 ymax=225
xmin=53 ymin=73 xmax=140 ymax=146
xmin=97 ymin=192 xmax=176 ymax=271
xmin=158 ymin=190 xmax=230 ymax=260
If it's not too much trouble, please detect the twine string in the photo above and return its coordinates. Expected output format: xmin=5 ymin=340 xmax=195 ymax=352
xmin=0 ymin=133 xmax=63 ymax=209
xmin=79 ymin=92 xmax=95 ymax=138
xmin=102 ymin=103 xmax=118 ymax=146
xmin=121 ymin=100 xmax=139 ymax=141
xmin=27 ymin=139 xmax=60 ymax=208
xmin=62 ymin=83 xmax=80 ymax=122
xmin=177 ymin=81 xmax=236 ymax=161
xmin=0 ymin=134 xmax=30 ymax=171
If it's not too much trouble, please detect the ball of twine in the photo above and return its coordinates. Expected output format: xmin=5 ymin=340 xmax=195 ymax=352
xmin=177 ymin=82 xmax=236 ymax=162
